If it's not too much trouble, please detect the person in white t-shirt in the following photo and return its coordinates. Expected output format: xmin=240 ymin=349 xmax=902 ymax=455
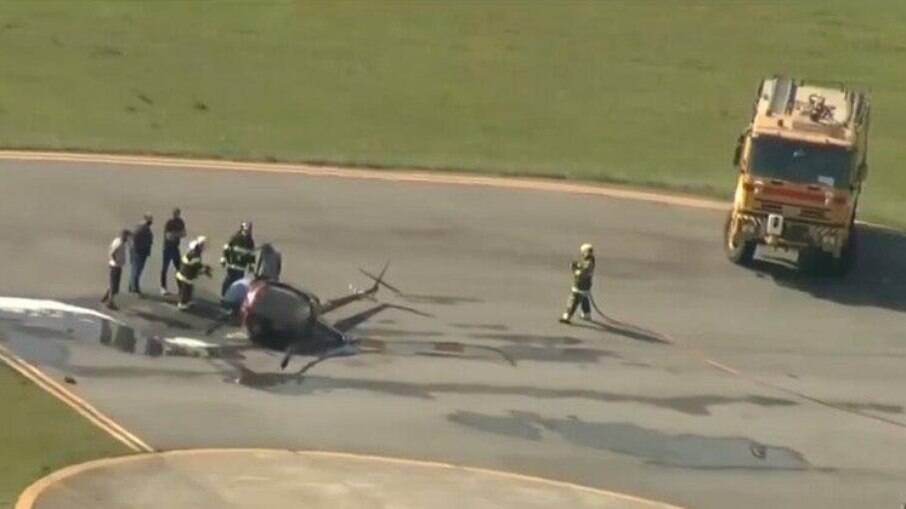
xmin=102 ymin=229 xmax=132 ymax=310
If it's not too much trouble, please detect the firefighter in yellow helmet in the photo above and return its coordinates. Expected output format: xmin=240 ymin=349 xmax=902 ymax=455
xmin=560 ymin=243 xmax=595 ymax=323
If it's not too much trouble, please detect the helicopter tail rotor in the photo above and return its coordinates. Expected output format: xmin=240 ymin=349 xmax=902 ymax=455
xmin=358 ymin=261 xmax=397 ymax=295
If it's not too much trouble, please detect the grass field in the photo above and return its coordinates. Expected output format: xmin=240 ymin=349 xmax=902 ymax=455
xmin=0 ymin=363 xmax=129 ymax=508
xmin=0 ymin=1 xmax=904 ymax=223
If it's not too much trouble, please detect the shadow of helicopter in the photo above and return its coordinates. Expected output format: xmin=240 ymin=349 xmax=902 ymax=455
xmin=357 ymin=268 xmax=482 ymax=306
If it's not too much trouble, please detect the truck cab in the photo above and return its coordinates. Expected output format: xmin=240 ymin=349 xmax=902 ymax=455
xmin=725 ymin=76 xmax=870 ymax=275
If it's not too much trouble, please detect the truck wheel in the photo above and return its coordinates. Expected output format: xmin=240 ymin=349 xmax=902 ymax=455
xmin=799 ymin=248 xmax=831 ymax=276
xmin=798 ymin=248 xmax=815 ymax=273
xmin=724 ymin=213 xmax=756 ymax=265
xmin=831 ymin=230 xmax=858 ymax=277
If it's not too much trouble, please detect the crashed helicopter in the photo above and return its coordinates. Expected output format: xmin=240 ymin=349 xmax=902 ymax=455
xmin=239 ymin=263 xmax=392 ymax=368
xmin=211 ymin=263 xmax=512 ymax=370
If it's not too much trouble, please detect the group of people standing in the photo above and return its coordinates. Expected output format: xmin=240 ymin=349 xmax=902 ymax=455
xmin=102 ymin=209 xmax=594 ymax=324
xmin=101 ymin=208 xmax=282 ymax=311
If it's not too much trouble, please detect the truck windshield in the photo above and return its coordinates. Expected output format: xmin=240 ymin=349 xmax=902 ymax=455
xmin=749 ymin=136 xmax=853 ymax=189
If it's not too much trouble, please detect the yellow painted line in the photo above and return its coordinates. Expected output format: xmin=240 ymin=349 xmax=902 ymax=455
xmin=298 ymin=449 xmax=686 ymax=508
xmin=0 ymin=343 xmax=153 ymax=453
xmin=15 ymin=453 xmax=143 ymax=509
xmin=0 ymin=150 xmax=729 ymax=211
xmin=16 ymin=449 xmax=686 ymax=509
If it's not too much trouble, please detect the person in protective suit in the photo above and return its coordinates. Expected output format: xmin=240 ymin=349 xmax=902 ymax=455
xmin=221 ymin=221 xmax=256 ymax=296
xmin=560 ymin=243 xmax=596 ymax=323
xmin=176 ymin=236 xmax=212 ymax=310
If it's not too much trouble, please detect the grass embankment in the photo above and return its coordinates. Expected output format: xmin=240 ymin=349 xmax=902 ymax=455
xmin=0 ymin=1 xmax=904 ymax=223
xmin=0 ymin=364 xmax=129 ymax=508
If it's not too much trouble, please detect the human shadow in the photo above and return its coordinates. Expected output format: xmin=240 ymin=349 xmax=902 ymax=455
xmin=754 ymin=224 xmax=906 ymax=313
xmin=569 ymin=316 xmax=672 ymax=345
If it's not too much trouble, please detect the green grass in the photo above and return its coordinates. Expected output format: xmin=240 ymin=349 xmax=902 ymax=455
xmin=0 ymin=1 xmax=904 ymax=224
xmin=0 ymin=363 xmax=129 ymax=509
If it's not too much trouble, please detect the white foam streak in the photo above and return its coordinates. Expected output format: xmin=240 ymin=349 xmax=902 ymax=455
xmin=0 ymin=297 xmax=122 ymax=324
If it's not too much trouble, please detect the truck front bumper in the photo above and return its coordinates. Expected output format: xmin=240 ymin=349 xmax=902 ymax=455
xmin=734 ymin=211 xmax=846 ymax=255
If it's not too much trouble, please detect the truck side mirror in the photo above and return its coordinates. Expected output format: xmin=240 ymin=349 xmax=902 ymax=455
xmin=733 ymin=136 xmax=744 ymax=167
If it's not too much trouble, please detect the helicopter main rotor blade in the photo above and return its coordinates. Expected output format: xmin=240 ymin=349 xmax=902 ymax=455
xmin=359 ymin=266 xmax=401 ymax=294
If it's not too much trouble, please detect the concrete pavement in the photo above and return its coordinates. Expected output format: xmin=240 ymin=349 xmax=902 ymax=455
xmin=1 ymin=159 xmax=905 ymax=508
xmin=21 ymin=450 xmax=682 ymax=509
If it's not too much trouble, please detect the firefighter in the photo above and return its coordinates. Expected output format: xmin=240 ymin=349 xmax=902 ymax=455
xmin=560 ymin=243 xmax=596 ymax=324
xmin=221 ymin=221 xmax=256 ymax=296
xmin=176 ymin=236 xmax=212 ymax=310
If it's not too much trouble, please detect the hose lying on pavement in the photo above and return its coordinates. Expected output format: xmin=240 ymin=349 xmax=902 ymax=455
xmin=584 ymin=292 xmax=674 ymax=345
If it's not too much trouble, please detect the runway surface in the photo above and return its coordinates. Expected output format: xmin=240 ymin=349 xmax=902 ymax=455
xmin=21 ymin=450 xmax=682 ymax=509
xmin=1 ymin=159 xmax=904 ymax=508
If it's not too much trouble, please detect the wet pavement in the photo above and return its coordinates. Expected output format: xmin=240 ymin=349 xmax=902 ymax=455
xmin=2 ymin=161 xmax=906 ymax=508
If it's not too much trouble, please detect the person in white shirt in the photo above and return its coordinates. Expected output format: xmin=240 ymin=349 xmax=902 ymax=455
xmin=101 ymin=229 xmax=132 ymax=310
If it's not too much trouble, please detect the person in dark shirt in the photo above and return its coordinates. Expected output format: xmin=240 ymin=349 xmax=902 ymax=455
xmin=128 ymin=213 xmax=153 ymax=296
xmin=160 ymin=208 xmax=187 ymax=296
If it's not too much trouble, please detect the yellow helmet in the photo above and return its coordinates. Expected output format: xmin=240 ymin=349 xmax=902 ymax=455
xmin=580 ymin=243 xmax=593 ymax=256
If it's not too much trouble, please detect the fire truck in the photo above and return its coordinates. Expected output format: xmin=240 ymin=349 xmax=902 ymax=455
xmin=725 ymin=76 xmax=870 ymax=275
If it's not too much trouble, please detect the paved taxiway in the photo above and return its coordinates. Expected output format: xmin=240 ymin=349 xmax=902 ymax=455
xmin=1 ymin=160 xmax=905 ymax=508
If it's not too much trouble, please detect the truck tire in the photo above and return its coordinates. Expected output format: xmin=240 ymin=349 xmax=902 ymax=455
xmin=724 ymin=213 xmax=756 ymax=266
xmin=800 ymin=243 xmax=856 ymax=277
xmin=799 ymin=248 xmax=832 ymax=276
xmin=831 ymin=229 xmax=858 ymax=277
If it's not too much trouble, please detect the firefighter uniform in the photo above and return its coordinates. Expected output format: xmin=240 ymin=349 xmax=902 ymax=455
xmin=560 ymin=244 xmax=596 ymax=323
xmin=221 ymin=225 xmax=256 ymax=296
xmin=176 ymin=237 xmax=210 ymax=309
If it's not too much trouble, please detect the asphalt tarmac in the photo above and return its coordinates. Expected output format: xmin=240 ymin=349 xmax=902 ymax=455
xmin=25 ymin=450 xmax=683 ymax=509
xmin=1 ymin=160 xmax=905 ymax=508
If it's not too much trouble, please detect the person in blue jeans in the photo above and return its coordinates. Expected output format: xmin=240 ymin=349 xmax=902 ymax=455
xmin=222 ymin=274 xmax=253 ymax=318
xmin=160 ymin=208 xmax=187 ymax=296
xmin=128 ymin=213 xmax=153 ymax=296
